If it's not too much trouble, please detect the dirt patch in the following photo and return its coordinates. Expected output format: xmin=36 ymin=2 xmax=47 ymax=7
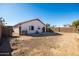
xmin=11 ymin=32 xmax=79 ymax=56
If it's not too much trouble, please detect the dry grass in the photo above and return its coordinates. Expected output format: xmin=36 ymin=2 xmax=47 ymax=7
xmin=11 ymin=32 xmax=79 ymax=56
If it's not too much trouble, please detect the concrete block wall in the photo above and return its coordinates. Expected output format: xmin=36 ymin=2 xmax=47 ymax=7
xmin=52 ymin=27 xmax=76 ymax=33
xmin=2 ymin=26 xmax=13 ymax=37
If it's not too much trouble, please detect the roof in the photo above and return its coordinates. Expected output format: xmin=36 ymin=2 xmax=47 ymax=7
xmin=14 ymin=18 xmax=46 ymax=28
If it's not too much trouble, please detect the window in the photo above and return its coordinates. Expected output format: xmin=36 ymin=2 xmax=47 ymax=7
xmin=38 ymin=26 xmax=40 ymax=30
xmin=29 ymin=26 xmax=34 ymax=30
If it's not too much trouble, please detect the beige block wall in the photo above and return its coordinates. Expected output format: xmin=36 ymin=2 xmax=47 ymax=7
xmin=2 ymin=26 xmax=13 ymax=37
xmin=52 ymin=27 xmax=76 ymax=33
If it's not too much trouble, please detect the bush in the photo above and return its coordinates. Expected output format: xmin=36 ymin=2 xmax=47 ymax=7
xmin=46 ymin=28 xmax=53 ymax=32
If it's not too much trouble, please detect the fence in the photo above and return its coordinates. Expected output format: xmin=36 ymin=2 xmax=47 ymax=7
xmin=52 ymin=27 xmax=77 ymax=33
xmin=0 ymin=26 xmax=13 ymax=45
xmin=2 ymin=26 xmax=13 ymax=37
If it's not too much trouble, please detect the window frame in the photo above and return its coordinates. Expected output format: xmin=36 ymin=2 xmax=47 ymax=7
xmin=29 ymin=26 xmax=34 ymax=30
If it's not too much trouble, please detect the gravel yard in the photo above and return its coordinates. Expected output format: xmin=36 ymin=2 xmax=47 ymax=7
xmin=11 ymin=32 xmax=79 ymax=56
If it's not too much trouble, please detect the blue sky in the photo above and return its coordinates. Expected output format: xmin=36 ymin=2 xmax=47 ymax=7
xmin=0 ymin=3 xmax=79 ymax=26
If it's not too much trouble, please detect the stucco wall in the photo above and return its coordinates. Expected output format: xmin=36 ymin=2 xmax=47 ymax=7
xmin=21 ymin=20 xmax=46 ymax=34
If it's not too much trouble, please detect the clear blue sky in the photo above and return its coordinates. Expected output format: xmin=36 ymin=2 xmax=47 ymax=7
xmin=0 ymin=3 xmax=79 ymax=26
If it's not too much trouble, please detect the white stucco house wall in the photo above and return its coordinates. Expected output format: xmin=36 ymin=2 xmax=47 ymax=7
xmin=13 ymin=19 xmax=46 ymax=34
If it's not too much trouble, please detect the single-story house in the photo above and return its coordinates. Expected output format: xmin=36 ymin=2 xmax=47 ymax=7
xmin=13 ymin=19 xmax=46 ymax=35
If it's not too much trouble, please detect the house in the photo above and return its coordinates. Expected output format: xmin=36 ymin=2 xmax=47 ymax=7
xmin=13 ymin=19 xmax=46 ymax=35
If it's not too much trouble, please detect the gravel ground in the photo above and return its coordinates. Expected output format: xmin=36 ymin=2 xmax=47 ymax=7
xmin=11 ymin=32 xmax=79 ymax=56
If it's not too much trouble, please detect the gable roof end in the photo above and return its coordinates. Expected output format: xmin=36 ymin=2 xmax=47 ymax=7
xmin=14 ymin=18 xmax=46 ymax=28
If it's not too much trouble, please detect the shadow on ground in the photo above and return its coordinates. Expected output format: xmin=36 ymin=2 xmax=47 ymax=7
xmin=26 ymin=32 xmax=62 ymax=37
xmin=0 ymin=37 xmax=12 ymax=56
xmin=12 ymin=36 xmax=20 ymax=38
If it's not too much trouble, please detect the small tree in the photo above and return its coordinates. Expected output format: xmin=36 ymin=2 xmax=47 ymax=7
xmin=0 ymin=17 xmax=5 ymax=25
xmin=64 ymin=24 xmax=67 ymax=27
xmin=46 ymin=23 xmax=50 ymax=28
xmin=72 ymin=20 xmax=79 ymax=28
